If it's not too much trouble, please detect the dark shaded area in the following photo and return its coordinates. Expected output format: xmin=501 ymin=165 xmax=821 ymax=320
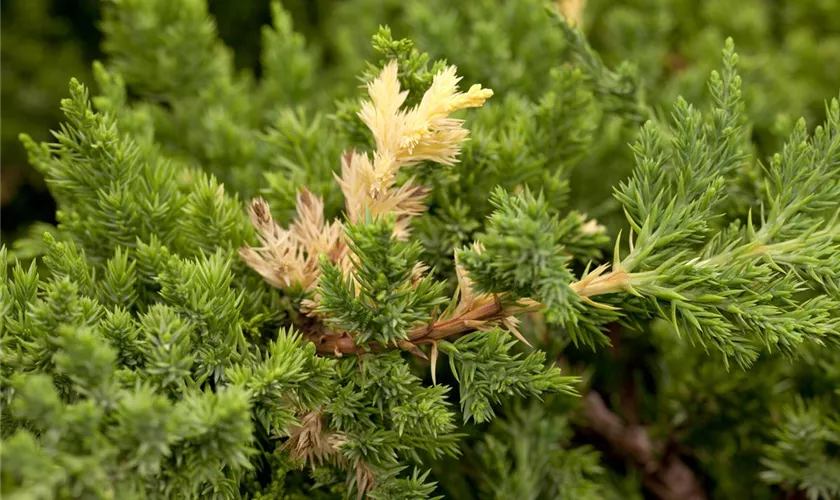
xmin=0 ymin=0 xmax=278 ymax=240
xmin=1 ymin=0 xmax=101 ymax=239
xmin=50 ymin=0 xmax=103 ymax=61
xmin=0 ymin=180 xmax=57 ymax=238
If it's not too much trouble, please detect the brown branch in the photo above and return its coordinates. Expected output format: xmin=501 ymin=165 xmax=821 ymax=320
xmin=306 ymin=295 xmax=542 ymax=356
xmin=583 ymin=391 xmax=707 ymax=500
xmin=305 ymin=266 xmax=636 ymax=356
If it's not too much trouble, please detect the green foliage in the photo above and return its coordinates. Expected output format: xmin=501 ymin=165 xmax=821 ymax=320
xmin=367 ymin=468 xmax=442 ymax=500
xmin=760 ymin=400 xmax=840 ymax=500
xmin=458 ymin=187 xmax=615 ymax=346
xmin=401 ymin=0 xmax=570 ymax=99
xmin=473 ymin=402 xmax=605 ymax=499
xmin=440 ymin=331 xmax=577 ymax=423
xmin=318 ymin=217 xmax=449 ymax=347
xmin=458 ymin=188 xmax=582 ymax=320
xmin=328 ymin=353 xmax=460 ymax=464
xmin=415 ymin=63 xmax=604 ymax=284
xmin=560 ymin=40 xmax=839 ymax=369
xmin=4 ymin=0 xmax=840 ymax=499
xmin=552 ymin=8 xmax=650 ymax=123
xmin=260 ymin=1 xmax=317 ymax=108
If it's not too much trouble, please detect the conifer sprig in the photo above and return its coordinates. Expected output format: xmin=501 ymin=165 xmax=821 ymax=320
xmin=241 ymin=58 xmax=522 ymax=360
xmin=461 ymin=39 xmax=840 ymax=367
xmin=760 ymin=399 xmax=840 ymax=498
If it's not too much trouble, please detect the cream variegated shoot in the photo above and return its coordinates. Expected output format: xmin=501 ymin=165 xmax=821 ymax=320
xmin=240 ymin=190 xmax=346 ymax=291
xmin=242 ymin=60 xmax=581 ymax=365
xmin=242 ymin=60 xmax=493 ymax=292
xmin=343 ymin=60 xmax=493 ymax=238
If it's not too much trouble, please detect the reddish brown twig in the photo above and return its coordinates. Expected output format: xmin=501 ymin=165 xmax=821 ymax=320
xmin=583 ymin=391 xmax=707 ymax=500
xmin=305 ymin=295 xmax=542 ymax=356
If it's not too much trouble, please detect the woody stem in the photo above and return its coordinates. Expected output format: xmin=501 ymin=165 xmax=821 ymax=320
xmin=307 ymin=268 xmax=639 ymax=356
xmin=308 ymin=295 xmax=540 ymax=356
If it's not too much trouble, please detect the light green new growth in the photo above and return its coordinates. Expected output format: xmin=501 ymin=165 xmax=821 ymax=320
xmin=463 ymin=39 xmax=840 ymax=369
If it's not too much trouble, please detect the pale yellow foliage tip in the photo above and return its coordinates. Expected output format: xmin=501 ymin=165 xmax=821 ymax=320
xmin=345 ymin=60 xmax=493 ymax=231
xmin=242 ymin=60 xmax=491 ymax=292
xmin=239 ymin=192 xmax=345 ymax=291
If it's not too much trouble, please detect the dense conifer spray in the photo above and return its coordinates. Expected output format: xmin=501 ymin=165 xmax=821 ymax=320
xmin=3 ymin=1 xmax=840 ymax=498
